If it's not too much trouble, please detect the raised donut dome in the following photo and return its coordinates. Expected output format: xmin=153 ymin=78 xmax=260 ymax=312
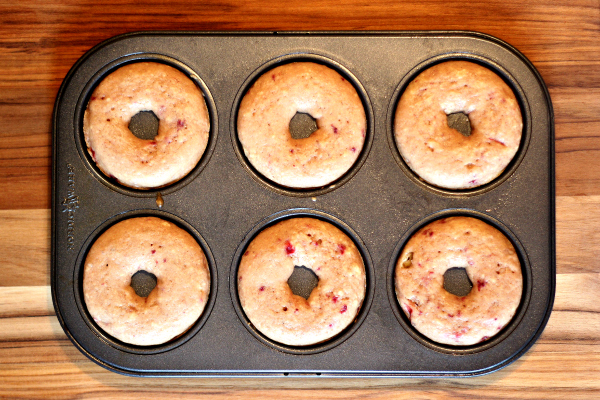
xmin=237 ymin=217 xmax=366 ymax=346
xmin=82 ymin=216 xmax=211 ymax=346
xmin=394 ymin=216 xmax=523 ymax=346
xmin=394 ymin=60 xmax=522 ymax=190
xmin=83 ymin=62 xmax=210 ymax=189
xmin=237 ymin=62 xmax=367 ymax=189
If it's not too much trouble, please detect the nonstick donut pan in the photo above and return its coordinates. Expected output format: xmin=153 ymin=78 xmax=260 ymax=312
xmin=52 ymin=31 xmax=555 ymax=377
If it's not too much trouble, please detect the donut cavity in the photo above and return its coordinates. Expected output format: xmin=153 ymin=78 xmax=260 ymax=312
xmin=287 ymin=265 xmax=319 ymax=300
xmin=442 ymin=267 xmax=473 ymax=297
xmin=130 ymin=270 xmax=158 ymax=298
xmin=446 ymin=112 xmax=472 ymax=137
xmin=289 ymin=112 xmax=318 ymax=140
xmin=128 ymin=110 xmax=159 ymax=140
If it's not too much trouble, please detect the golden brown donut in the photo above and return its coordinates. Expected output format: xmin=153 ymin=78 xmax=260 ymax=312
xmin=83 ymin=216 xmax=211 ymax=346
xmin=394 ymin=216 xmax=522 ymax=346
xmin=237 ymin=217 xmax=366 ymax=346
xmin=394 ymin=61 xmax=522 ymax=189
xmin=83 ymin=62 xmax=210 ymax=189
xmin=237 ymin=62 xmax=367 ymax=188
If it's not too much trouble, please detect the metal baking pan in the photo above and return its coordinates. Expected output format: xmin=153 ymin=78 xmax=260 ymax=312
xmin=52 ymin=31 xmax=555 ymax=377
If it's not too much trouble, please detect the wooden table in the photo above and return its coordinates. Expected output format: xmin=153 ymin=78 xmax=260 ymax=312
xmin=1 ymin=0 xmax=598 ymax=398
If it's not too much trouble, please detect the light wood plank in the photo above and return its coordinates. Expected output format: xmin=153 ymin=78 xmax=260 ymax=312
xmin=0 ymin=316 xmax=62 ymax=342
xmin=0 ymin=341 xmax=598 ymax=398
xmin=0 ymin=286 xmax=53 ymax=317
xmin=0 ymin=209 xmax=50 ymax=286
xmin=553 ymin=273 xmax=600 ymax=313
xmin=556 ymin=196 xmax=600 ymax=273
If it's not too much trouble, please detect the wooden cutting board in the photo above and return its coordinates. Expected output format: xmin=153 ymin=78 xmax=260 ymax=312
xmin=1 ymin=0 xmax=599 ymax=398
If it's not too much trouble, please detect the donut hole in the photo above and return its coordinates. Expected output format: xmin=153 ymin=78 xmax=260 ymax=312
xmin=130 ymin=270 xmax=158 ymax=298
xmin=289 ymin=112 xmax=318 ymax=140
xmin=128 ymin=110 xmax=160 ymax=140
xmin=287 ymin=265 xmax=319 ymax=300
xmin=443 ymin=267 xmax=473 ymax=297
xmin=446 ymin=112 xmax=472 ymax=137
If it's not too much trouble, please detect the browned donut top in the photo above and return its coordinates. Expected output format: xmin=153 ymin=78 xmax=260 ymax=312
xmin=395 ymin=216 xmax=522 ymax=345
xmin=237 ymin=62 xmax=366 ymax=188
xmin=83 ymin=216 xmax=210 ymax=346
xmin=394 ymin=61 xmax=522 ymax=189
xmin=83 ymin=62 xmax=210 ymax=189
xmin=238 ymin=217 xmax=366 ymax=346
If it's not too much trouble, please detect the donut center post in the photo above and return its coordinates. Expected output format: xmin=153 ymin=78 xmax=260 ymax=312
xmin=289 ymin=112 xmax=318 ymax=140
xmin=447 ymin=112 xmax=472 ymax=137
xmin=443 ymin=267 xmax=473 ymax=297
xmin=287 ymin=265 xmax=319 ymax=300
xmin=130 ymin=270 xmax=158 ymax=298
xmin=128 ymin=111 xmax=160 ymax=140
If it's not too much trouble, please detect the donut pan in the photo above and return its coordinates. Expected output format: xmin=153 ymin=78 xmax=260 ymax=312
xmin=52 ymin=31 xmax=555 ymax=377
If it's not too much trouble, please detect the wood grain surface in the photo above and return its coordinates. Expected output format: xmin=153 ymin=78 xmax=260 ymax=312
xmin=1 ymin=0 xmax=599 ymax=398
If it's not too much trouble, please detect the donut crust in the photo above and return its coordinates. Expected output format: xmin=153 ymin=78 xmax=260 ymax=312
xmin=394 ymin=61 xmax=522 ymax=189
xmin=394 ymin=216 xmax=522 ymax=346
xmin=83 ymin=62 xmax=210 ymax=189
xmin=237 ymin=217 xmax=366 ymax=346
xmin=83 ymin=217 xmax=211 ymax=346
xmin=237 ymin=62 xmax=367 ymax=189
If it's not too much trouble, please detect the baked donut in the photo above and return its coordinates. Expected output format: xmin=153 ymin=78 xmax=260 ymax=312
xmin=83 ymin=216 xmax=211 ymax=346
xmin=237 ymin=217 xmax=366 ymax=346
xmin=83 ymin=62 xmax=210 ymax=189
xmin=237 ymin=62 xmax=367 ymax=188
xmin=394 ymin=60 xmax=522 ymax=189
xmin=394 ymin=216 xmax=522 ymax=346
